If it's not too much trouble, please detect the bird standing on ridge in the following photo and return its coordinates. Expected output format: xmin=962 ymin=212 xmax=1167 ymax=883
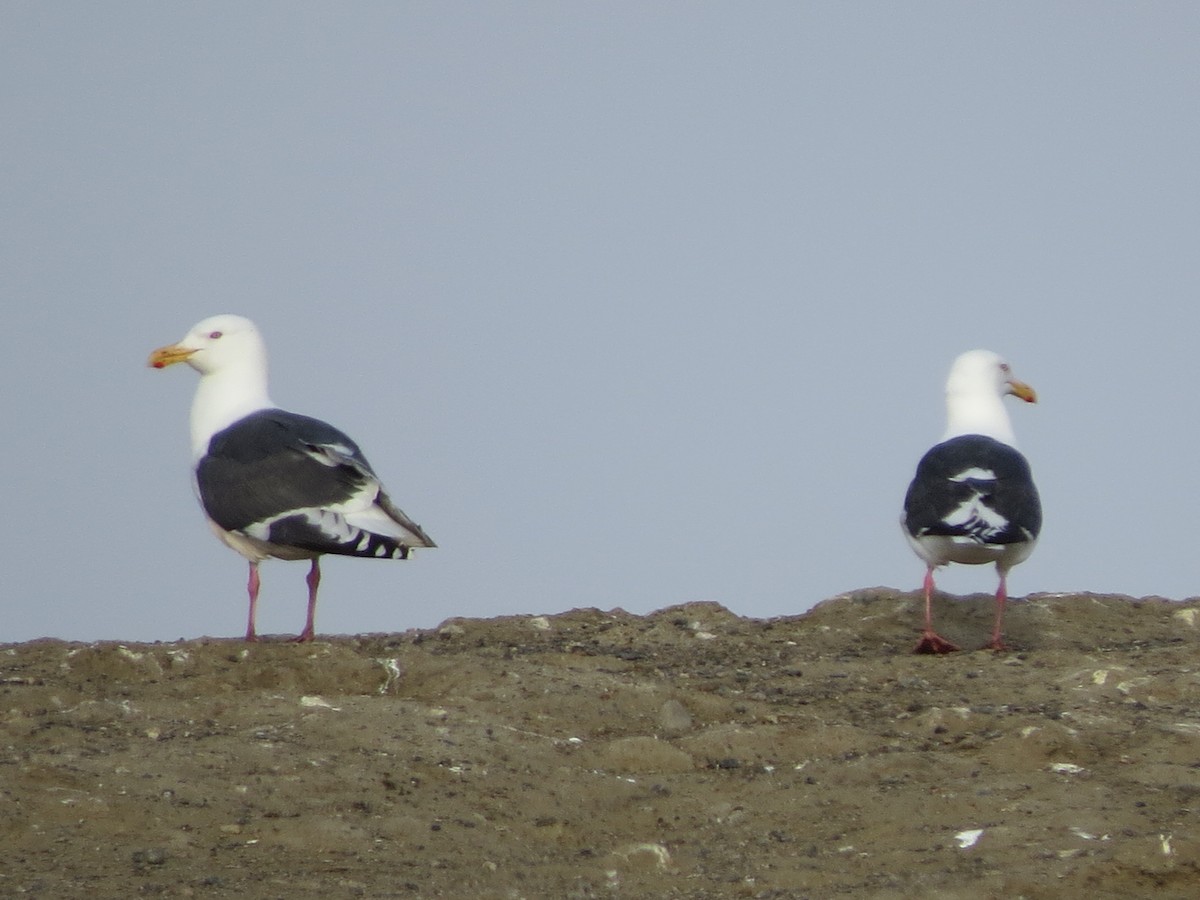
xmin=901 ymin=350 xmax=1041 ymax=653
xmin=149 ymin=314 xmax=436 ymax=642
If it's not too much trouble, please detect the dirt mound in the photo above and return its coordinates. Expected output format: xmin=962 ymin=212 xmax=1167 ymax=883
xmin=4 ymin=590 xmax=1200 ymax=897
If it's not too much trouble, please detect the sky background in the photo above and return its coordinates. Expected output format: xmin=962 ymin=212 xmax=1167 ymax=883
xmin=4 ymin=3 xmax=1199 ymax=643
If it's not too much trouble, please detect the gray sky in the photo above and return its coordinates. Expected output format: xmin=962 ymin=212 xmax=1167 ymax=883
xmin=4 ymin=3 xmax=1198 ymax=642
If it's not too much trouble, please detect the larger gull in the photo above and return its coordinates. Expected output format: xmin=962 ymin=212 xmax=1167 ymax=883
xmin=901 ymin=349 xmax=1041 ymax=654
xmin=149 ymin=314 xmax=436 ymax=642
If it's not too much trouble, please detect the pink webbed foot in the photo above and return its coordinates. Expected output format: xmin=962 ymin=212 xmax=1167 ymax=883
xmin=914 ymin=631 xmax=961 ymax=654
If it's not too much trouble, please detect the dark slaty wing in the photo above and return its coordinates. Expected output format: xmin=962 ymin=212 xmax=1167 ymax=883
xmin=903 ymin=434 xmax=1041 ymax=544
xmin=196 ymin=409 xmax=380 ymax=533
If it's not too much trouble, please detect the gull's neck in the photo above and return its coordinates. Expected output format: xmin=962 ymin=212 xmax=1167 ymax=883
xmin=190 ymin=362 xmax=274 ymax=458
xmin=942 ymin=390 xmax=1017 ymax=447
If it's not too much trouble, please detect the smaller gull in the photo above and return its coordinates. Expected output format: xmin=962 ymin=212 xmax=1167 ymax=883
xmin=901 ymin=350 xmax=1041 ymax=653
xmin=149 ymin=314 xmax=436 ymax=641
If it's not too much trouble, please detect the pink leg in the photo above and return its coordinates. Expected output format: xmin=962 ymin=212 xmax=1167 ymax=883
xmin=294 ymin=558 xmax=320 ymax=643
xmin=982 ymin=571 xmax=1009 ymax=651
xmin=245 ymin=562 xmax=261 ymax=642
xmin=914 ymin=566 xmax=961 ymax=654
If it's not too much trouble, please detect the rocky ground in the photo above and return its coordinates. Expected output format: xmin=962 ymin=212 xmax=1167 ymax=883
xmin=3 ymin=589 xmax=1200 ymax=898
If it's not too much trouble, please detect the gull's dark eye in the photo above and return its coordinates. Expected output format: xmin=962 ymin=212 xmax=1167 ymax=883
xmin=209 ymin=331 xmax=223 ymax=339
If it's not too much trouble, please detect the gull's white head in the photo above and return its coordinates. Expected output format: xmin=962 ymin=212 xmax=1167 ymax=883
xmin=148 ymin=314 xmax=267 ymax=376
xmin=942 ymin=349 xmax=1036 ymax=445
xmin=149 ymin=314 xmax=274 ymax=456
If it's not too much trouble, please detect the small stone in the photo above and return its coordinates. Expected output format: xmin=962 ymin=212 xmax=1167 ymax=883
xmin=131 ymin=847 xmax=168 ymax=870
xmin=658 ymin=699 xmax=693 ymax=734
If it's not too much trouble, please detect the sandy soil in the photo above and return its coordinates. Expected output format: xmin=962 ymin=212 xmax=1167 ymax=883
xmin=4 ymin=589 xmax=1200 ymax=898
